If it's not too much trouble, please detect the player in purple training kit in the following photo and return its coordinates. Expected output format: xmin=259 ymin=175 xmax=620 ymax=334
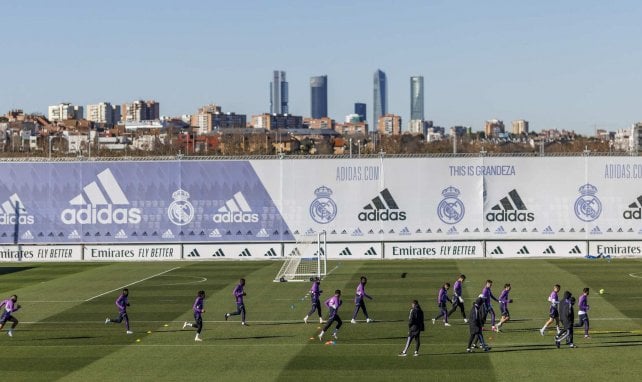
xmin=105 ymin=288 xmax=133 ymax=334
xmin=479 ymin=280 xmax=499 ymax=331
xmin=495 ymin=283 xmax=512 ymax=332
xmin=574 ymin=287 xmax=590 ymax=338
xmin=432 ymin=282 xmax=451 ymax=326
xmin=447 ymin=274 xmax=467 ymax=323
xmin=183 ymin=290 xmax=205 ymax=341
xmin=540 ymin=284 xmax=561 ymax=336
xmin=350 ymin=276 xmax=373 ymax=324
xmin=304 ymin=277 xmax=323 ymax=324
xmin=319 ymin=290 xmax=343 ymax=341
xmin=225 ymin=278 xmax=247 ymax=325
xmin=0 ymin=295 xmax=21 ymax=337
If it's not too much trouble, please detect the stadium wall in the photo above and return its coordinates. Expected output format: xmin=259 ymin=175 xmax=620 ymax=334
xmin=0 ymin=156 xmax=639 ymax=247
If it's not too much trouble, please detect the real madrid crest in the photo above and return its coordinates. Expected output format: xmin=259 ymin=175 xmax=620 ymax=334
xmin=309 ymin=186 xmax=337 ymax=224
xmin=168 ymin=189 xmax=195 ymax=226
xmin=574 ymin=183 xmax=601 ymax=222
xmin=437 ymin=186 xmax=465 ymax=224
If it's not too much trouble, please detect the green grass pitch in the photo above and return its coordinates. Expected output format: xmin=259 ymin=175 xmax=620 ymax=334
xmin=1 ymin=258 xmax=641 ymax=381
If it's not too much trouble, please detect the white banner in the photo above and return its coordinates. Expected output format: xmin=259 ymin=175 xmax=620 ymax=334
xmin=589 ymin=241 xmax=642 ymax=257
xmin=84 ymin=244 xmax=181 ymax=261
xmin=183 ymin=243 xmax=282 ymax=260
xmin=485 ymin=241 xmax=587 ymax=258
xmin=325 ymin=242 xmax=382 ymax=259
xmin=0 ymin=245 xmax=82 ymax=262
xmin=383 ymin=241 xmax=484 ymax=259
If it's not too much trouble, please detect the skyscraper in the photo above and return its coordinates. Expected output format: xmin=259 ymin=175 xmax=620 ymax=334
xmin=410 ymin=76 xmax=424 ymax=121
xmin=354 ymin=103 xmax=366 ymax=122
xmin=310 ymin=75 xmax=328 ymax=119
xmin=373 ymin=69 xmax=387 ymax=131
xmin=270 ymin=70 xmax=288 ymax=114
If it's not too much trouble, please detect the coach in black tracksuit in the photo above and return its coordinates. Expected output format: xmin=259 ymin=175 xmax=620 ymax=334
xmin=467 ymin=297 xmax=489 ymax=352
xmin=399 ymin=300 xmax=425 ymax=356
xmin=555 ymin=291 xmax=576 ymax=348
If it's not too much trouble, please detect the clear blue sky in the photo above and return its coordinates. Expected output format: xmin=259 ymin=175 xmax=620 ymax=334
xmin=1 ymin=0 xmax=641 ymax=134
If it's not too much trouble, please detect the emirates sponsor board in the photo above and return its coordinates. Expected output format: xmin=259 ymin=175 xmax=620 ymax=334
xmin=485 ymin=241 xmax=587 ymax=258
xmin=183 ymin=243 xmax=282 ymax=260
xmin=0 ymin=245 xmax=82 ymax=262
xmin=84 ymin=244 xmax=181 ymax=261
xmin=589 ymin=241 xmax=642 ymax=257
xmin=383 ymin=241 xmax=484 ymax=259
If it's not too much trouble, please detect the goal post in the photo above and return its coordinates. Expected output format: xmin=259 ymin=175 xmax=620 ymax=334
xmin=274 ymin=231 xmax=327 ymax=282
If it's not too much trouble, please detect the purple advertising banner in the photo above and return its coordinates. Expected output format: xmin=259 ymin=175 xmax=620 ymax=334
xmin=0 ymin=161 xmax=292 ymax=243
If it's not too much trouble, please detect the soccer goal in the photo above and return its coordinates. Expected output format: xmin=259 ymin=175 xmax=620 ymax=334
xmin=274 ymin=231 xmax=327 ymax=282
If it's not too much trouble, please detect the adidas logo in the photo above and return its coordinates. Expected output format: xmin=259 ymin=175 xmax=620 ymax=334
xmin=543 ymin=245 xmax=556 ymax=254
xmin=264 ymin=248 xmax=278 ymax=257
xmin=186 ymin=249 xmax=201 ymax=257
xmin=238 ymin=248 xmax=252 ymax=257
xmin=68 ymin=230 xmax=80 ymax=239
xmin=495 ymin=226 xmax=506 ymax=234
xmin=305 ymin=228 xmax=316 ymax=236
xmin=365 ymin=246 xmax=378 ymax=256
xmin=162 ymin=229 xmax=175 ymax=239
xmin=486 ymin=189 xmax=534 ymax=222
xmin=543 ymin=226 xmax=554 ymax=235
xmin=490 ymin=246 xmax=504 ymax=255
xmin=212 ymin=249 xmax=225 ymax=257
xmin=213 ymin=192 xmax=258 ymax=223
xmin=517 ymin=246 xmax=530 ymax=254
xmin=623 ymin=195 xmax=642 ymax=219
xmin=352 ymin=228 xmax=363 ymax=236
xmin=447 ymin=226 xmax=458 ymax=235
xmin=399 ymin=227 xmax=411 ymax=236
xmin=61 ymin=169 xmax=141 ymax=225
xmin=209 ymin=229 xmax=222 ymax=238
xmin=358 ymin=188 xmax=406 ymax=221
xmin=339 ymin=247 xmax=353 ymax=256
xmin=256 ymin=228 xmax=269 ymax=238
xmin=115 ymin=229 xmax=128 ymax=239
xmin=21 ymin=230 xmax=34 ymax=240
xmin=569 ymin=245 xmax=582 ymax=254
xmin=590 ymin=226 xmax=602 ymax=235
xmin=0 ymin=193 xmax=34 ymax=225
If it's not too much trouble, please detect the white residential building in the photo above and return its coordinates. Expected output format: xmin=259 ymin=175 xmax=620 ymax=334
xmin=48 ymin=103 xmax=83 ymax=122
xmin=86 ymin=102 xmax=121 ymax=125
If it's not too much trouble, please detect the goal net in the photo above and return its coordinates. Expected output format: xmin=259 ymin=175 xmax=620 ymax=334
xmin=274 ymin=231 xmax=327 ymax=282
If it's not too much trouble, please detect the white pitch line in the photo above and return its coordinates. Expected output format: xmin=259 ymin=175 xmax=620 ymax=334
xmin=85 ymin=266 xmax=182 ymax=302
xmin=629 ymin=272 xmax=642 ymax=279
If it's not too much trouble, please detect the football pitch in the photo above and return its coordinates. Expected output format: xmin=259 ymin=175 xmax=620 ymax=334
xmin=1 ymin=258 xmax=642 ymax=381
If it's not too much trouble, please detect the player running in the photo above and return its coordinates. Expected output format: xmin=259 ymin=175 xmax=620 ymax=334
xmin=183 ymin=290 xmax=205 ymax=341
xmin=304 ymin=277 xmax=323 ymax=324
xmin=495 ymin=283 xmax=513 ymax=332
xmin=480 ymin=280 xmax=499 ymax=331
xmin=0 ymin=295 xmax=21 ymax=337
xmin=319 ymin=290 xmax=343 ymax=341
xmin=351 ymin=276 xmax=373 ymax=324
xmin=399 ymin=299 xmax=425 ymax=357
xmin=225 ymin=278 xmax=247 ymax=326
xmin=447 ymin=274 xmax=467 ymax=323
xmin=432 ymin=283 xmax=451 ymax=326
xmin=575 ymin=288 xmax=590 ymax=338
xmin=105 ymin=288 xmax=133 ymax=334
xmin=540 ymin=284 xmax=561 ymax=336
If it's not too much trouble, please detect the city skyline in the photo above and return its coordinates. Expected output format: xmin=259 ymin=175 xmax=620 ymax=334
xmin=1 ymin=1 xmax=642 ymax=134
